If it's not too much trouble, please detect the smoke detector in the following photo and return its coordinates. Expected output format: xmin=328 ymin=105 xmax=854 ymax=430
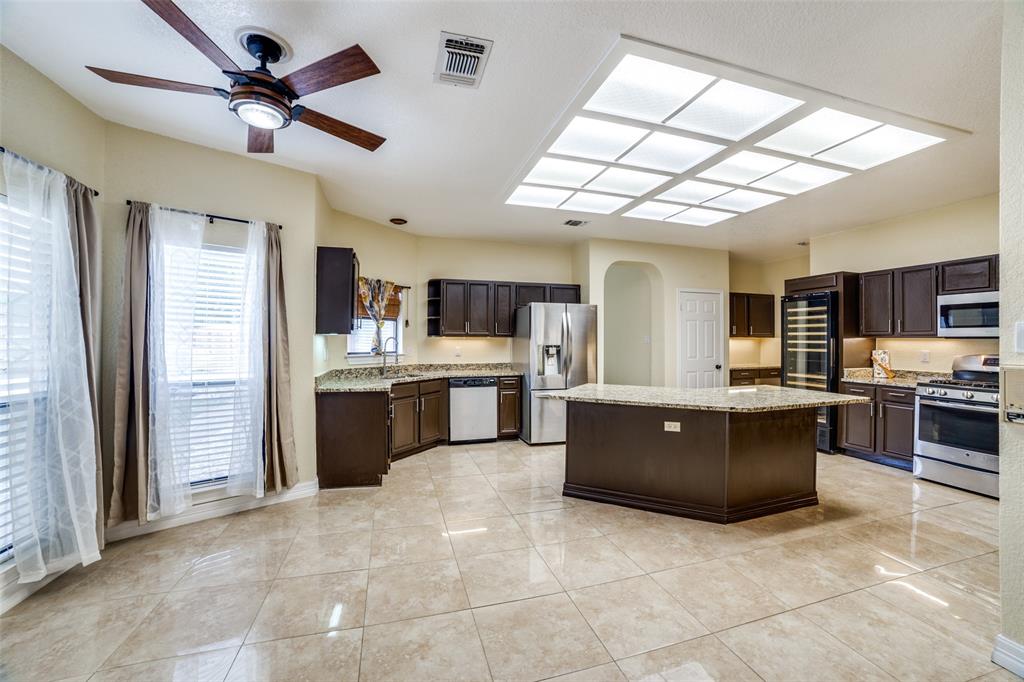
xmin=563 ymin=219 xmax=589 ymax=227
xmin=434 ymin=32 xmax=493 ymax=88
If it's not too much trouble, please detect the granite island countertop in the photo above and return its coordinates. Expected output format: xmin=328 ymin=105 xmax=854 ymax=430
xmin=316 ymin=363 xmax=521 ymax=393
xmin=540 ymin=383 xmax=870 ymax=412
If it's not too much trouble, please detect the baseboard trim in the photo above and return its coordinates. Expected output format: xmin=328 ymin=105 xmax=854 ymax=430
xmin=993 ymin=634 xmax=1024 ymax=677
xmin=105 ymin=478 xmax=319 ymax=542
xmin=1 ymin=478 xmax=318 ymax=614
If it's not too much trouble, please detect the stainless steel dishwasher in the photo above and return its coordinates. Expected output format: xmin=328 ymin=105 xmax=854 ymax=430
xmin=448 ymin=377 xmax=498 ymax=443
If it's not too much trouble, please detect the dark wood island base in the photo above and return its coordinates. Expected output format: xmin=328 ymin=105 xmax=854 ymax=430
xmin=562 ymin=401 xmax=819 ymax=524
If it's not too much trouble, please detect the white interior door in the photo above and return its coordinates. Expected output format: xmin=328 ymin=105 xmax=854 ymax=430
xmin=677 ymin=290 xmax=723 ymax=388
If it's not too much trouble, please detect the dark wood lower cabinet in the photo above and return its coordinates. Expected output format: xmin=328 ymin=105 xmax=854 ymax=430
xmin=498 ymin=376 xmax=521 ymax=438
xmin=839 ymin=382 xmax=916 ymax=462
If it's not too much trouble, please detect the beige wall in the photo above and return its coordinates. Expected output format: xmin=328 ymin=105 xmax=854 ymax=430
xmin=314 ymin=209 xmax=575 ymax=373
xmin=582 ymin=239 xmax=729 ymax=386
xmin=603 ymin=262 xmax=655 ymax=386
xmin=998 ymin=0 xmax=1024 ymax=654
xmin=810 ymin=194 xmax=999 ymax=274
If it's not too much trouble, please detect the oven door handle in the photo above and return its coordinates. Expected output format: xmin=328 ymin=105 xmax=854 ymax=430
xmin=918 ymin=399 xmax=999 ymax=413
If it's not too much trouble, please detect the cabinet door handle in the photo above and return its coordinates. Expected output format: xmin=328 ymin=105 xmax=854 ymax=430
xmin=896 ymin=319 xmax=902 ymax=335
xmin=731 ymin=325 xmax=737 ymax=335
xmin=869 ymin=403 xmax=874 ymax=417
xmin=465 ymin=321 xmax=469 ymax=333
xmin=748 ymin=325 xmax=752 ymax=335
xmin=887 ymin=392 xmax=906 ymax=398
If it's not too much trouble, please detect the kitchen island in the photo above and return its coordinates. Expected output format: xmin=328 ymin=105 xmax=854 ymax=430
xmin=544 ymin=384 xmax=870 ymax=523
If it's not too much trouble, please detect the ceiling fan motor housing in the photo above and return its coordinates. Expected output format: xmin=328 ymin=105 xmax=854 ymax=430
xmin=227 ymin=70 xmax=295 ymax=128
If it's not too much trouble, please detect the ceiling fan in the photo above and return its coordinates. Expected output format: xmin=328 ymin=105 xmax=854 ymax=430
xmin=87 ymin=0 xmax=385 ymax=153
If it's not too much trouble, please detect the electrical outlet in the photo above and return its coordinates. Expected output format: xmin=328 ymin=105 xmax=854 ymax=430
xmin=1016 ymin=321 xmax=1024 ymax=353
xmin=454 ymin=346 xmax=462 ymax=358
xmin=664 ymin=421 xmax=681 ymax=432
xmin=920 ymin=350 xmax=930 ymax=363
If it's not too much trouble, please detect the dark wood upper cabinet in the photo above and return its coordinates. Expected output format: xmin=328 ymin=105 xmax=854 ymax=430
xmin=440 ymin=281 xmax=468 ymax=336
xmin=729 ymin=293 xmax=748 ymax=338
xmin=747 ymin=294 xmax=775 ymax=337
xmin=859 ymin=270 xmax=895 ymax=336
xmin=315 ymin=247 xmax=360 ymax=334
xmin=466 ymin=282 xmax=493 ymax=336
xmin=938 ymin=255 xmax=999 ymax=294
xmin=549 ymin=285 xmax=581 ymax=304
xmin=895 ymin=265 xmax=937 ymax=336
xmin=729 ymin=293 xmax=774 ymax=337
xmin=493 ymin=283 xmax=515 ymax=337
xmin=515 ymin=284 xmax=548 ymax=307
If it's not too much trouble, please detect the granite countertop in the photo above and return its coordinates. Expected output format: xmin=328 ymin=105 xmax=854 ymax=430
xmin=316 ymin=363 xmax=520 ymax=393
xmin=840 ymin=376 xmax=920 ymax=389
xmin=841 ymin=368 xmax=950 ymax=390
xmin=540 ymin=383 xmax=870 ymax=412
xmin=730 ymin=363 xmax=781 ymax=370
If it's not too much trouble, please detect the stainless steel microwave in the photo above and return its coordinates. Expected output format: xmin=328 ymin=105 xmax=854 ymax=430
xmin=937 ymin=291 xmax=999 ymax=337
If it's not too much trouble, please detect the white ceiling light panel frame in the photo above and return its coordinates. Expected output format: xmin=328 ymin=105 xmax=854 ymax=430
xmin=505 ymin=37 xmax=968 ymax=228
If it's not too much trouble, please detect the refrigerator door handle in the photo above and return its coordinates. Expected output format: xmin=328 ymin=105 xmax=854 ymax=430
xmin=563 ymin=310 xmax=573 ymax=383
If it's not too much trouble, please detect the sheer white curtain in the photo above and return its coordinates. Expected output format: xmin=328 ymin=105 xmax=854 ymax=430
xmin=146 ymin=209 xmax=267 ymax=520
xmin=1 ymin=153 xmax=100 ymax=582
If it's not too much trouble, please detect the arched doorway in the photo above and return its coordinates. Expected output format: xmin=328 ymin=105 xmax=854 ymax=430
xmin=603 ymin=261 xmax=659 ymax=386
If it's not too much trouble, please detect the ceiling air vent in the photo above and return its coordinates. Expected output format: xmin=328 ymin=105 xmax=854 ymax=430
xmin=563 ymin=219 xmax=589 ymax=227
xmin=434 ymin=32 xmax=493 ymax=88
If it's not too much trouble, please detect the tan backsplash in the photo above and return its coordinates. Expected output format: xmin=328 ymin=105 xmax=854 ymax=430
xmin=874 ymin=337 xmax=999 ymax=371
xmin=728 ymin=338 xmax=762 ymax=366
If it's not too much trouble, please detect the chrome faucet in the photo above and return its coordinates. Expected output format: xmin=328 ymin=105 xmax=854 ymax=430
xmin=381 ymin=336 xmax=399 ymax=377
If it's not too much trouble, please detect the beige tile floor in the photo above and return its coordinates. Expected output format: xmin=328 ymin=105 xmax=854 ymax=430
xmin=1 ymin=441 xmax=1017 ymax=682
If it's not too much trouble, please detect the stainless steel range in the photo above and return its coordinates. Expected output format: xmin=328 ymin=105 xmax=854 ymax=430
xmin=914 ymin=354 xmax=999 ymax=498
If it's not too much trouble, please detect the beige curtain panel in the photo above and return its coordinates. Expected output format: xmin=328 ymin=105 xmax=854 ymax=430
xmin=65 ymin=178 xmax=105 ymax=546
xmin=265 ymin=223 xmax=298 ymax=492
xmin=108 ymin=201 xmax=152 ymax=526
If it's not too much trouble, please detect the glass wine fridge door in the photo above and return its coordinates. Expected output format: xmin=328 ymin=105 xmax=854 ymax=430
xmin=783 ymin=296 xmax=832 ymax=392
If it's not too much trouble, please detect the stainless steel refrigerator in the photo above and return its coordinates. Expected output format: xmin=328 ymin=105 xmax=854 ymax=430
xmin=513 ymin=303 xmax=598 ymax=444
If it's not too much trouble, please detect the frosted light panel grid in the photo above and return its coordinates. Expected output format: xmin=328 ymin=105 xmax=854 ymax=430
xmin=667 ymin=80 xmax=803 ymax=141
xmin=507 ymin=185 xmax=573 ymax=208
xmin=506 ymin=43 xmax=951 ymax=224
xmin=751 ymin=163 xmax=850 ymax=194
xmin=704 ymin=188 xmax=785 ymax=212
xmin=667 ymin=207 xmax=735 ymax=226
xmin=548 ymin=117 xmax=647 ymax=161
xmin=587 ymin=167 xmax=672 ymax=196
xmin=524 ymin=157 xmax=606 ymax=188
xmin=698 ymin=151 xmax=792 ymax=184
xmin=815 ymin=125 xmax=944 ymax=170
xmin=559 ymin=192 xmax=632 ymax=214
xmin=657 ymin=180 xmax=731 ymax=204
xmin=618 ymin=132 xmax=725 ymax=173
xmin=756 ymin=107 xmax=880 ymax=157
xmin=623 ymin=201 xmax=686 ymax=220
xmin=583 ymin=55 xmax=715 ymax=123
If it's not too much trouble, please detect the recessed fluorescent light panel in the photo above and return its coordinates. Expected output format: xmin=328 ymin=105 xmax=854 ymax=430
xmin=524 ymin=157 xmax=606 ymax=188
xmin=667 ymin=80 xmax=803 ymax=141
xmin=618 ymin=132 xmax=725 ymax=173
xmin=548 ymin=116 xmax=647 ymax=162
xmin=506 ymin=185 xmax=573 ymax=208
xmin=814 ymin=125 xmax=944 ymax=170
xmin=756 ymin=107 xmax=880 ymax=156
xmin=666 ymin=207 xmax=736 ymax=226
xmin=750 ymin=162 xmax=850 ymax=194
xmin=586 ymin=167 xmax=672 ymax=196
xmin=623 ymin=201 xmax=686 ymax=221
xmin=505 ymin=39 xmax=955 ymax=224
xmin=584 ymin=55 xmax=715 ymax=123
xmin=559 ymin=191 xmax=632 ymax=214
xmin=657 ymin=180 xmax=731 ymax=204
xmin=698 ymin=151 xmax=792 ymax=184
xmin=703 ymin=188 xmax=785 ymax=213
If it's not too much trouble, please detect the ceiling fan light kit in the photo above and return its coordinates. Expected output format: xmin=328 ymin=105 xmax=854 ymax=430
xmin=86 ymin=0 xmax=385 ymax=153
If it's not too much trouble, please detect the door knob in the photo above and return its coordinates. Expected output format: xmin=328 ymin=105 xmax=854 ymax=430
xmin=715 ymin=364 xmax=722 ymax=370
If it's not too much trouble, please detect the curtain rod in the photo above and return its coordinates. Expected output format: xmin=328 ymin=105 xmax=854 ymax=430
xmin=0 ymin=146 xmax=100 ymax=197
xmin=125 ymin=200 xmax=282 ymax=229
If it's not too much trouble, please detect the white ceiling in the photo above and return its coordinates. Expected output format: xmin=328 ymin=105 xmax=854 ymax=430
xmin=0 ymin=0 xmax=1002 ymax=261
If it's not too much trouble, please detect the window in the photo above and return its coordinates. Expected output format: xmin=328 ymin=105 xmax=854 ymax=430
xmin=161 ymin=243 xmax=251 ymax=488
xmin=347 ymin=289 xmax=405 ymax=356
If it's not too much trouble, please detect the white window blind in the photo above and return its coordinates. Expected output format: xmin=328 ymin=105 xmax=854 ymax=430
xmin=347 ymin=318 xmax=404 ymax=356
xmin=0 ymin=194 xmax=49 ymax=562
xmin=162 ymin=243 xmax=250 ymax=487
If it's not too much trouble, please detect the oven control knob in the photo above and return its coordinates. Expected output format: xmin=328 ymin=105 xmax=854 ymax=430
xmin=964 ymin=391 xmax=974 ymax=399
xmin=925 ymin=388 xmax=936 ymax=395
xmin=938 ymin=389 xmax=948 ymax=396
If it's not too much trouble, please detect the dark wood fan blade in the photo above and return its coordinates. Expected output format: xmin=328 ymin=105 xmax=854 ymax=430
xmin=281 ymin=44 xmax=380 ymax=97
xmin=140 ymin=0 xmax=240 ymax=72
xmin=86 ymin=66 xmax=221 ymax=95
xmin=247 ymin=126 xmax=274 ymax=154
xmin=295 ymin=108 xmax=385 ymax=151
